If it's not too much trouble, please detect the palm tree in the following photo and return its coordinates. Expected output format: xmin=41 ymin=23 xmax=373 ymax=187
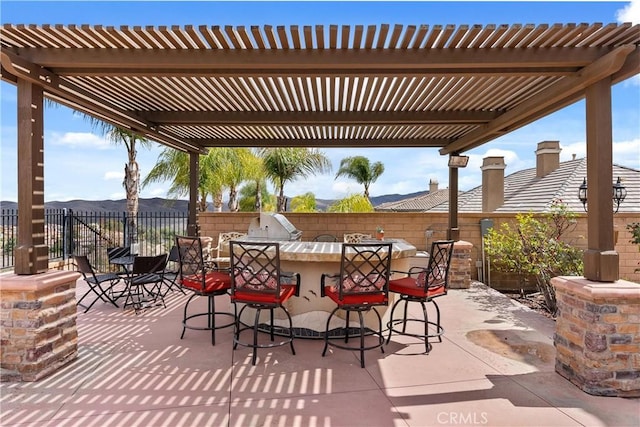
xmin=327 ymin=194 xmax=374 ymax=213
xmin=88 ymin=120 xmax=152 ymax=247
xmin=290 ymin=192 xmax=318 ymax=212
xmin=335 ymin=156 xmax=385 ymax=199
xmin=238 ymin=180 xmax=275 ymax=212
xmin=240 ymin=149 xmax=269 ymax=211
xmin=260 ymin=148 xmax=332 ymax=212
xmin=204 ymin=148 xmax=258 ymax=212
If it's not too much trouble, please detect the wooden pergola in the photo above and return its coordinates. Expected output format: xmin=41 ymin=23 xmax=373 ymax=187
xmin=2 ymin=23 xmax=639 ymax=281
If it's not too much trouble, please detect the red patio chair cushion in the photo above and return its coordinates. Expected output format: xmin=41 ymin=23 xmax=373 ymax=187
xmin=181 ymin=271 xmax=231 ymax=293
xmin=232 ymin=284 xmax=297 ymax=304
xmin=388 ymin=276 xmax=446 ymax=298
xmin=323 ymin=285 xmax=388 ymax=306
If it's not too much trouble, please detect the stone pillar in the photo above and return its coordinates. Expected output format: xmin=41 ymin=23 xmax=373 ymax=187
xmin=553 ymin=276 xmax=640 ymax=397
xmin=0 ymin=270 xmax=80 ymax=382
xmin=449 ymin=240 xmax=472 ymax=289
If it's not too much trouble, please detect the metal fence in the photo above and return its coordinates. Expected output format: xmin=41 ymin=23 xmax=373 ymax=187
xmin=1 ymin=209 xmax=188 ymax=272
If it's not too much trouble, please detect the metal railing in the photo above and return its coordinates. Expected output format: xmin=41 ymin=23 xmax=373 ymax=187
xmin=1 ymin=209 xmax=188 ymax=272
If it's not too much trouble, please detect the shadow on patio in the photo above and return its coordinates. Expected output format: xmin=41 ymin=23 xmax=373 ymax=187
xmin=1 ymin=281 xmax=637 ymax=427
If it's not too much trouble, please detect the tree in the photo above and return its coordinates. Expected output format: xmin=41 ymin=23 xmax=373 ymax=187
xmin=260 ymin=148 xmax=332 ymax=212
xmin=88 ymin=120 xmax=152 ymax=247
xmin=290 ymin=192 xmax=318 ymax=212
xmin=143 ymin=147 xmax=260 ymax=212
xmin=327 ymin=194 xmax=374 ymax=213
xmin=142 ymin=148 xmax=216 ymax=213
xmin=335 ymin=156 xmax=384 ymax=199
xmin=238 ymin=180 xmax=275 ymax=212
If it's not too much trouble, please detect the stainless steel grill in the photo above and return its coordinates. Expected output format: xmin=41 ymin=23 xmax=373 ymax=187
xmin=247 ymin=213 xmax=302 ymax=241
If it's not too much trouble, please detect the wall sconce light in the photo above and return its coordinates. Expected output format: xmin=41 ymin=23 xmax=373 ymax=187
xmin=577 ymin=176 xmax=627 ymax=213
xmin=448 ymin=154 xmax=469 ymax=168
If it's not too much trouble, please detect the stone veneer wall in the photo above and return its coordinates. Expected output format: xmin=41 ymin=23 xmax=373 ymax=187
xmin=0 ymin=271 xmax=80 ymax=382
xmin=449 ymin=241 xmax=472 ymax=289
xmin=553 ymin=276 xmax=640 ymax=397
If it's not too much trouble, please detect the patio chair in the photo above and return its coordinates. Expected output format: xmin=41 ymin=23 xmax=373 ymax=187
xmin=74 ymin=255 xmax=121 ymax=313
xmin=175 ymin=235 xmax=235 ymax=346
xmin=313 ymin=234 xmax=339 ymax=242
xmin=343 ymin=233 xmax=372 ymax=243
xmin=229 ymin=241 xmax=300 ymax=366
xmin=386 ymin=240 xmax=454 ymax=353
xmin=121 ymin=253 xmax=168 ymax=314
xmin=320 ymin=242 xmax=392 ymax=368
xmin=209 ymin=231 xmax=246 ymax=269
xmin=161 ymin=245 xmax=186 ymax=297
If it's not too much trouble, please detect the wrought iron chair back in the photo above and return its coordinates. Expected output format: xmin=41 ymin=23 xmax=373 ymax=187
xmin=335 ymin=242 xmax=393 ymax=302
xmin=174 ymin=235 xmax=235 ymax=345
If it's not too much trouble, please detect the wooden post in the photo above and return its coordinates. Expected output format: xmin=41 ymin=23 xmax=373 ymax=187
xmin=14 ymin=79 xmax=48 ymax=274
xmin=187 ymin=151 xmax=199 ymax=236
xmin=584 ymin=78 xmax=618 ymax=282
xmin=448 ymin=165 xmax=460 ymax=241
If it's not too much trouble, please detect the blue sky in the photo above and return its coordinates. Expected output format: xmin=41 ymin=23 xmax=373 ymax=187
xmin=1 ymin=1 xmax=639 ymax=203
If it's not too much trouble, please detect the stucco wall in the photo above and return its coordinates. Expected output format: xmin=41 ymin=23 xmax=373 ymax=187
xmin=198 ymin=212 xmax=640 ymax=288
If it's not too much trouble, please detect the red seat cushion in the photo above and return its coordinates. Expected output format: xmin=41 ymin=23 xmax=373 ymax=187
xmin=232 ymin=284 xmax=297 ymax=305
xmin=323 ymin=286 xmax=387 ymax=307
xmin=388 ymin=276 xmax=446 ymax=299
xmin=181 ymin=272 xmax=231 ymax=293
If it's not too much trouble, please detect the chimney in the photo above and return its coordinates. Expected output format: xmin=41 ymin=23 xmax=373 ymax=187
xmin=481 ymin=156 xmax=505 ymax=212
xmin=535 ymin=140 xmax=561 ymax=178
xmin=429 ymin=179 xmax=439 ymax=193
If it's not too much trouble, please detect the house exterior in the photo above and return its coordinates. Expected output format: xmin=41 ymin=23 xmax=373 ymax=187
xmin=378 ymin=141 xmax=640 ymax=214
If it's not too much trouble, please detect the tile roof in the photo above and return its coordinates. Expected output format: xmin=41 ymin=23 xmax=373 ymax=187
xmin=375 ymin=189 xmax=451 ymax=212
xmin=389 ymin=158 xmax=640 ymax=213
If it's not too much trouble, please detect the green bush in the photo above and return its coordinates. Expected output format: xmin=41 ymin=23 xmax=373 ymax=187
xmin=627 ymin=222 xmax=640 ymax=272
xmin=484 ymin=200 xmax=583 ymax=316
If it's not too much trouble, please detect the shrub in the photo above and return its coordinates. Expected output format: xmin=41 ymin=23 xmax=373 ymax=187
xmin=484 ymin=200 xmax=583 ymax=316
xmin=627 ymin=222 xmax=640 ymax=272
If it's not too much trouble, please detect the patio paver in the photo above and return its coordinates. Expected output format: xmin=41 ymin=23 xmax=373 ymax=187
xmin=1 ymin=280 xmax=637 ymax=427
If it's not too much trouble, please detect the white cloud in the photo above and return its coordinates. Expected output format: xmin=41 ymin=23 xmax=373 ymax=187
xmin=559 ymin=138 xmax=640 ymax=169
xmin=617 ymin=0 xmax=640 ymax=23
xmin=104 ymin=171 xmax=124 ymax=181
xmin=50 ymin=131 xmax=112 ymax=149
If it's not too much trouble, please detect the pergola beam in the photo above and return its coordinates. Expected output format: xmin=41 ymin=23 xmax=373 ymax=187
xmin=190 ymin=137 xmax=454 ymax=148
xmin=11 ymin=47 xmax=609 ymax=75
xmin=142 ymin=110 xmax=501 ymax=125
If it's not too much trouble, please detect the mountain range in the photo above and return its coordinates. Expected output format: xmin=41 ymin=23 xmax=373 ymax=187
xmin=0 ymin=192 xmax=427 ymax=213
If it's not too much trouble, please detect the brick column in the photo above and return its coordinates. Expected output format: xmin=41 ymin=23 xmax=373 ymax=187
xmin=449 ymin=240 xmax=472 ymax=289
xmin=553 ymin=276 xmax=640 ymax=397
xmin=0 ymin=270 xmax=80 ymax=382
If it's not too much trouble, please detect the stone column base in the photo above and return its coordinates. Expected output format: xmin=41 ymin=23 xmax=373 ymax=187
xmin=0 ymin=270 xmax=80 ymax=382
xmin=449 ymin=240 xmax=472 ymax=289
xmin=553 ymin=276 xmax=640 ymax=397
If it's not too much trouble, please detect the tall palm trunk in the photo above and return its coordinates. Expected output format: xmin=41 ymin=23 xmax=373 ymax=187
xmin=124 ymin=158 xmax=139 ymax=248
xmin=254 ymin=180 xmax=262 ymax=211
xmin=228 ymin=186 xmax=239 ymax=212
xmin=213 ymin=192 xmax=224 ymax=212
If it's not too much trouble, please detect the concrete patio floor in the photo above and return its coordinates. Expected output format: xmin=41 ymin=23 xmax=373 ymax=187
xmin=1 ymin=280 xmax=638 ymax=427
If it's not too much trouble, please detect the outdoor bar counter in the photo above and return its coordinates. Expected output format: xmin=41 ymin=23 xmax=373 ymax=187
xmin=234 ymin=238 xmax=417 ymax=337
